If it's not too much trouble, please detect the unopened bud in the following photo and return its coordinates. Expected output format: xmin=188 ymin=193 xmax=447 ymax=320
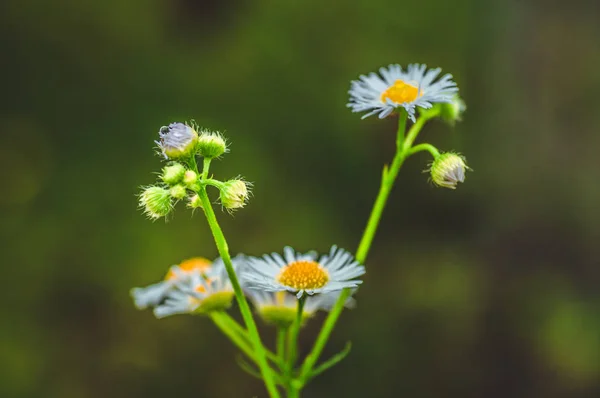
xmin=183 ymin=170 xmax=198 ymax=186
xmin=169 ymin=184 xmax=187 ymax=200
xmin=197 ymin=131 xmax=227 ymax=159
xmin=139 ymin=186 xmax=172 ymax=219
xmin=429 ymin=152 xmax=470 ymax=189
xmin=161 ymin=163 xmax=186 ymax=185
xmin=188 ymin=194 xmax=203 ymax=209
xmin=220 ymin=179 xmax=250 ymax=210
xmin=156 ymin=122 xmax=198 ymax=159
xmin=439 ymin=95 xmax=466 ymax=125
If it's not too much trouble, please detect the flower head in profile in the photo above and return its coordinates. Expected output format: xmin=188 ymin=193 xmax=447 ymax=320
xmin=241 ymin=246 xmax=365 ymax=298
xmin=429 ymin=152 xmax=470 ymax=189
xmin=131 ymin=257 xmax=212 ymax=310
xmin=246 ymin=290 xmax=356 ymax=327
xmin=347 ymin=64 xmax=458 ymax=121
xmin=152 ymin=257 xmax=239 ymax=318
xmin=156 ymin=122 xmax=198 ymax=159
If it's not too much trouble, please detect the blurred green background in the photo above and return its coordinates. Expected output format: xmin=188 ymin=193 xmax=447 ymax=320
xmin=2 ymin=0 xmax=600 ymax=397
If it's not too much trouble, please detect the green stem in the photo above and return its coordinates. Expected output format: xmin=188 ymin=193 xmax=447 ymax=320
xmin=201 ymin=157 xmax=211 ymax=179
xmin=197 ymin=158 xmax=280 ymax=398
xmin=277 ymin=327 xmax=287 ymax=362
xmin=286 ymin=296 xmax=306 ymax=372
xmin=285 ymin=296 xmax=306 ymax=397
xmin=299 ymin=109 xmax=437 ymax=381
xmin=219 ymin=312 xmax=282 ymax=366
xmin=355 ymin=110 xmax=408 ymax=262
xmin=406 ymin=143 xmax=440 ymax=158
xmin=210 ymin=311 xmax=255 ymax=361
xmin=288 ymin=388 xmax=300 ymax=398
xmin=201 ymin=178 xmax=225 ymax=189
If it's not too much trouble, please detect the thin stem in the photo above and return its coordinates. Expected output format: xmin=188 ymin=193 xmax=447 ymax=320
xmin=210 ymin=311 xmax=255 ymax=361
xmin=287 ymin=296 xmax=306 ymax=372
xmin=398 ymin=108 xmax=440 ymax=152
xmin=406 ymin=143 xmax=440 ymax=158
xmin=288 ymin=388 xmax=300 ymax=398
xmin=285 ymin=296 xmax=306 ymax=397
xmin=277 ymin=327 xmax=287 ymax=362
xmin=201 ymin=157 xmax=211 ymax=179
xmin=299 ymin=109 xmax=438 ymax=381
xmin=355 ymin=110 xmax=408 ymax=262
xmin=298 ymin=288 xmax=348 ymax=381
xmin=198 ymin=186 xmax=281 ymax=398
xmin=219 ymin=312 xmax=282 ymax=366
xmin=200 ymin=178 xmax=225 ymax=189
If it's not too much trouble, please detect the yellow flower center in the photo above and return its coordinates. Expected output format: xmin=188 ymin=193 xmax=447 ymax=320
xmin=165 ymin=257 xmax=212 ymax=280
xmin=380 ymin=80 xmax=421 ymax=104
xmin=277 ymin=261 xmax=329 ymax=290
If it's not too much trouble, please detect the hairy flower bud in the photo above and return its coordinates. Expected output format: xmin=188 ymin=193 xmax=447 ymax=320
xmin=139 ymin=186 xmax=172 ymax=219
xmin=429 ymin=152 xmax=470 ymax=189
xmin=439 ymin=95 xmax=466 ymax=125
xmin=188 ymin=194 xmax=203 ymax=209
xmin=157 ymin=123 xmax=198 ymax=159
xmin=197 ymin=131 xmax=227 ymax=159
xmin=183 ymin=170 xmax=198 ymax=186
xmin=220 ymin=179 xmax=250 ymax=210
xmin=161 ymin=163 xmax=186 ymax=185
xmin=169 ymin=184 xmax=187 ymax=200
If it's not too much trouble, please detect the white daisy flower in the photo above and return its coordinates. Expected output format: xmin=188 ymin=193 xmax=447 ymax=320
xmin=347 ymin=63 xmax=458 ymax=121
xmin=241 ymin=246 xmax=365 ymax=298
xmin=130 ymin=257 xmax=212 ymax=309
xmin=152 ymin=257 xmax=238 ymax=318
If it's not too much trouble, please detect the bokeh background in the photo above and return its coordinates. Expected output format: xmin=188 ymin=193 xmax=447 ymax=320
xmin=2 ymin=0 xmax=600 ymax=397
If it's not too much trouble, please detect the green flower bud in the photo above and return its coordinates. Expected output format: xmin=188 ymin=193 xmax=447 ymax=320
xmin=429 ymin=152 xmax=470 ymax=189
xmin=439 ymin=95 xmax=466 ymax=125
xmin=139 ymin=186 xmax=172 ymax=219
xmin=161 ymin=163 xmax=186 ymax=185
xmin=188 ymin=194 xmax=203 ymax=209
xmin=197 ymin=131 xmax=227 ymax=159
xmin=157 ymin=122 xmax=198 ymax=159
xmin=182 ymin=170 xmax=198 ymax=186
xmin=169 ymin=184 xmax=187 ymax=200
xmin=220 ymin=179 xmax=250 ymax=210
xmin=195 ymin=291 xmax=235 ymax=314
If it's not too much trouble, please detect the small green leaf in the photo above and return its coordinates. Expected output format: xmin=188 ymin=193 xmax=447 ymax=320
xmin=236 ymin=355 xmax=263 ymax=380
xmin=307 ymin=341 xmax=352 ymax=380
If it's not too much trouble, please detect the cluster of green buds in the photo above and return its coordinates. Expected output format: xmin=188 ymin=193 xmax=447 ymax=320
xmin=138 ymin=122 xmax=251 ymax=219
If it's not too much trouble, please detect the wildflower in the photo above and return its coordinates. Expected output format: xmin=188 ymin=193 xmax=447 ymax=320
xmin=139 ymin=186 xmax=172 ymax=219
xmin=347 ymin=64 xmax=458 ymax=121
xmin=220 ymin=179 xmax=250 ymax=210
xmin=197 ymin=131 xmax=227 ymax=159
xmin=161 ymin=163 xmax=186 ymax=185
xmin=241 ymin=246 xmax=365 ymax=298
xmin=429 ymin=152 xmax=470 ymax=189
xmin=152 ymin=256 xmax=242 ymax=318
xmin=156 ymin=122 xmax=198 ymax=159
xmin=246 ymin=290 xmax=356 ymax=328
xmin=131 ymin=257 xmax=212 ymax=309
